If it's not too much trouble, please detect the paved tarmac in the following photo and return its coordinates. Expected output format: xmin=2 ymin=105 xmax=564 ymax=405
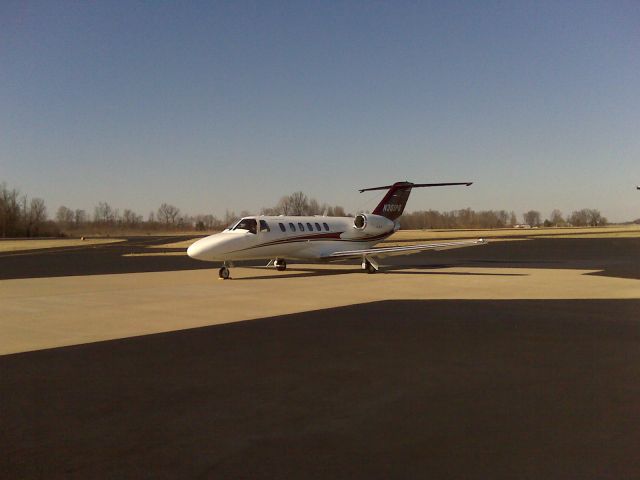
xmin=0 ymin=236 xmax=208 ymax=280
xmin=1 ymin=237 xmax=639 ymax=478
xmin=0 ymin=235 xmax=638 ymax=280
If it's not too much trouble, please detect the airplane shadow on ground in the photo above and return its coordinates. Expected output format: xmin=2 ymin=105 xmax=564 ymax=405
xmin=235 ymin=264 xmax=528 ymax=280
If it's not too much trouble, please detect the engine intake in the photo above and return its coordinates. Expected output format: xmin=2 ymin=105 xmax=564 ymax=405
xmin=352 ymin=213 xmax=394 ymax=236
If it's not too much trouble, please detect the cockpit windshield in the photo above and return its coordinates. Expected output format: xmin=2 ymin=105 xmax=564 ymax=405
xmin=231 ymin=218 xmax=257 ymax=234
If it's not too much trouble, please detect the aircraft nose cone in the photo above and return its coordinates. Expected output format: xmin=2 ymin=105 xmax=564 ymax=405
xmin=187 ymin=239 xmax=207 ymax=260
xmin=187 ymin=235 xmax=229 ymax=261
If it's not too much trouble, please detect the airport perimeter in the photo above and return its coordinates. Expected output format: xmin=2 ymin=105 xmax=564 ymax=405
xmin=1 ymin=262 xmax=639 ymax=355
xmin=1 ymin=234 xmax=639 ymax=478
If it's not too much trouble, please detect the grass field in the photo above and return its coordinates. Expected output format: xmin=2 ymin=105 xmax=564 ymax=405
xmin=385 ymin=225 xmax=640 ymax=243
xmin=155 ymin=225 xmax=640 ymax=250
xmin=3 ymin=225 xmax=638 ymax=254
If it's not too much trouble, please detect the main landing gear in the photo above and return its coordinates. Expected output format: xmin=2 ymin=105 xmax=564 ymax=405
xmin=274 ymin=258 xmax=287 ymax=272
xmin=362 ymin=257 xmax=379 ymax=274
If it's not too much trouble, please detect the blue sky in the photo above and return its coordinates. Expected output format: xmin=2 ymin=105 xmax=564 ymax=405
xmin=1 ymin=1 xmax=639 ymax=221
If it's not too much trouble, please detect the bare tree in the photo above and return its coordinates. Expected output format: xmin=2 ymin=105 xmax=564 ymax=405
xmin=194 ymin=214 xmax=220 ymax=231
xmin=157 ymin=203 xmax=180 ymax=226
xmin=94 ymin=202 xmax=114 ymax=223
xmin=523 ymin=210 xmax=541 ymax=227
xmin=586 ymin=209 xmax=606 ymax=226
xmin=26 ymin=198 xmax=47 ymax=236
xmin=122 ymin=209 xmax=142 ymax=227
xmin=260 ymin=206 xmax=277 ymax=215
xmin=194 ymin=217 xmax=206 ymax=231
xmin=224 ymin=210 xmax=238 ymax=227
xmin=332 ymin=205 xmax=346 ymax=217
xmin=568 ymin=209 xmax=588 ymax=226
xmin=276 ymin=196 xmax=293 ymax=215
xmin=74 ymin=209 xmax=87 ymax=227
xmin=56 ymin=206 xmax=74 ymax=225
xmin=567 ymin=209 xmax=606 ymax=227
xmin=0 ymin=183 xmax=22 ymax=237
xmin=261 ymin=192 xmax=347 ymax=218
xmin=176 ymin=214 xmax=193 ymax=230
xmin=308 ymin=198 xmax=321 ymax=215
xmin=550 ymin=209 xmax=564 ymax=227
xmin=496 ymin=210 xmax=509 ymax=227
xmin=289 ymin=192 xmax=309 ymax=215
xmin=201 ymin=214 xmax=220 ymax=230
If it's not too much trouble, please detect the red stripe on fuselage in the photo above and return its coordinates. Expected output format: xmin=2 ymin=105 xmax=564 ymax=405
xmin=228 ymin=230 xmax=393 ymax=254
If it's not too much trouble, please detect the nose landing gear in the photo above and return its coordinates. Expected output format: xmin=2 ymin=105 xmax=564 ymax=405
xmin=274 ymin=259 xmax=287 ymax=271
xmin=218 ymin=262 xmax=233 ymax=280
xmin=218 ymin=266 xmax=230 ymax=280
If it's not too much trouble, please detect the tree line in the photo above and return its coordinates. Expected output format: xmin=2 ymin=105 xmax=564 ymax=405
xmin=260 ymin=191 xmax=347 ymax=217
xmin=0 ymin=181 xmax=617 ymax=238
xmin=53 ymin=191 xmax=349 ymax=234
xmin=55 ymin=201 xmax=233 ymax=233
xmin=0 ymin=182 xmax=50 ymax=237
xmin=1 ymin=183 xmax=350 ymax=236
xmin=401 ymin=208 xmax=608 ymax=229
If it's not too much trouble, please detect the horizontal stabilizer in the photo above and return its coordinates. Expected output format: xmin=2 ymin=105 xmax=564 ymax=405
xmin=361 ymin=181 xmax=474 ymax=221
xmin=359 ymin=182 xmax=472 ymax=193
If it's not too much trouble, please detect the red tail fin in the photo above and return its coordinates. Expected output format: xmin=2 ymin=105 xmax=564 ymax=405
xmin=360 ymin=181 xmax=473 ymax=221
xmin=371 ymin=182 xmax=413 ymax=220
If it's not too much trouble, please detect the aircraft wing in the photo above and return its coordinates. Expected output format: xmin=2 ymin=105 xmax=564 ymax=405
xmin=326 ymin=238 xmax=488 ymax=260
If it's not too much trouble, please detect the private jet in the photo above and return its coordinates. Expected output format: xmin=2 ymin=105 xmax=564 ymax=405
xmin=187 ymin=181 xmax=487 ymax=279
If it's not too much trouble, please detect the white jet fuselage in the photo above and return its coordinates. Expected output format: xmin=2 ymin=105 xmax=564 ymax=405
xmin=187 ymin=214 xmax=396 ymax=262
xmin=186 ymin=181 xmax=486 ymax=278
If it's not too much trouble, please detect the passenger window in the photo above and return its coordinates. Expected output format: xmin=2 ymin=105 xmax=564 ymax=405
xmin=289 ymin=222 xmax=296 ymax=232
xmin=323 ymin=222 xmax=329 ymax=231
xmin=279 ymin=223 xmax=286 ymax=232
xmin=306 ymin=222 xmax=313 ymax=231
xmin=315 ymin=222 xmax=321 ymax=231
xmin=260 ymin=220 xmax=270 ymax=232
xmin=298 ymin=222 xmax=304 ymax=231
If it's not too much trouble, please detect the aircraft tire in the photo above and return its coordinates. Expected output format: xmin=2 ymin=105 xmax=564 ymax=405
xmin=219 ymin=266 xmax=230 ymax=279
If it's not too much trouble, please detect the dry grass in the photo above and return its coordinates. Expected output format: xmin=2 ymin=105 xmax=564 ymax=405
xmin=149 ymin=225 xmax=640 ymax=251
xmin=0 ymin=238 xmax=125 ymax=253
xmin=6 ymin=226 xmax=634 ymax=255
xmin=384 ymin=225 xmax=640 ymax=243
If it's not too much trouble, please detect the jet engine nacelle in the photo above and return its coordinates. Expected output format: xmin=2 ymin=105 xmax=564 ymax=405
xmin=353 ymin=213 xmax=395 ymax=236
